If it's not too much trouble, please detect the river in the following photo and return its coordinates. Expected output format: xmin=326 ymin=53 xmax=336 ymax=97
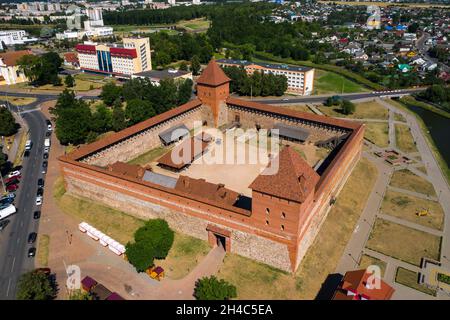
xmin=406 ymin=105 xmax=450 ymax=167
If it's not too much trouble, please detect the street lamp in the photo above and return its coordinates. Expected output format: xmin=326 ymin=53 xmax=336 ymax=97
xmin=348 ymin=253 xmax=360 ymax=266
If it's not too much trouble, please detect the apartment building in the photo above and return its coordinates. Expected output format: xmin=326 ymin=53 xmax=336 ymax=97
xmin=217 ymin=59 xmax=315 ymax=95
xmin=76 ymin=37 xmax=151 ymax=78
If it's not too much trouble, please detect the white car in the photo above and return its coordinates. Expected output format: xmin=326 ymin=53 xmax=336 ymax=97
xmin=35 ymin=196 xmax=43 ymax=206
xmin=7 ymin=170 xmax=21 ymax=178
xmin=44 ymin=146 xmax=50 ymax=153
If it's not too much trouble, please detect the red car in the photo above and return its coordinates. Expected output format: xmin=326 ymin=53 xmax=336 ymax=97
xmin=6 ymin=184 xmax=18 ymax=192
xmin=5 ymin=175 xmax=21 ymax=184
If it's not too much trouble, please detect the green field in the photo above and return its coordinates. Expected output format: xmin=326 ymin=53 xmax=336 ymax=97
xmin=313 ymin=70 xmax=369 ymax=95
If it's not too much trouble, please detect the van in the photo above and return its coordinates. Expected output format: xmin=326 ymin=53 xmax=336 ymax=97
xmin=25 ymin=140 xmax=32 ymax=150
xmin=44 ymin=138 xmax=51 ymax=148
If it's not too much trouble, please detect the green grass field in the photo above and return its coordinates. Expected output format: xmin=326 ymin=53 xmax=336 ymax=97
xmin=313 ymin=70 xmax=369 ymax=95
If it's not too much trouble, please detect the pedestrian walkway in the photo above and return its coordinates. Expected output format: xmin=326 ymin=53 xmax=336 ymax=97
xmin=387 ymin=185 xmax=438 ymax=201
xmin=377 ymin=213 xmax=443 ymax=237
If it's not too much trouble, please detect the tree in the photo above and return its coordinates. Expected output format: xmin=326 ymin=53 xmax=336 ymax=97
xmin=16 ymin=271 xmax=56 ymax=300
xmin=17 ymin=52 xmax=62 ymax=86
xmin=179 ymin=61 xmax=188 ymax=71
xmin=125 ymin=240 xmax=155 ymax=272
xmin=191 ymin=55 xmax=201 ymax=76
xmin=100 ymin=82 xmax=122 ymax=106
xmin=65 ymin=74 xmax=75 ymax=88
xmin=125 ymin=99 xmax=156 ymax=125
xmin=194 ymin=276 xmax=237 ymax=300
xmin=90 ymin=104 xmax=112 ymax=134
xmin=0 ymin=107 xmax=19 ymax=136
xmin=0 ymin=151 xmax=9 ymax=175
xmin=134 ymin=219 xmax=174 ymax=259
xmin=126 ymin=219 xmax=174 ymax=272
xmin=177 ymin=78 xmax=193 ymax=105
xmin=112 ymin=102 xmax=126 ymax=132
xmin=68 ymin=289 xmax=92 ymax=300
xmin=341 ymin=100 xmax=356 ymax=115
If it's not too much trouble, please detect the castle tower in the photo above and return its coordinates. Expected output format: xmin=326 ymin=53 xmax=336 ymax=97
xmin=249 ymin=146 xmax=320 ymax=271
xmin=196 ymin=60 xmax=231 ymax=127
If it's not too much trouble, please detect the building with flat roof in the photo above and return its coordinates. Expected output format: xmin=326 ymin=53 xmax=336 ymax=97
xmin=131 ymin=68 xmax=192 ymax=86
xmin=217 ymin=59 xmax=315 ymax=95
xmin=76 ymin=37 xmax=151 ymax=78
xmin=59 ymin=60 xmax=364 ymax=272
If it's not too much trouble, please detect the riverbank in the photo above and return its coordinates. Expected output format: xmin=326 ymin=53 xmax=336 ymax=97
xmin=388 ymin=98 xmax=450 ymax=185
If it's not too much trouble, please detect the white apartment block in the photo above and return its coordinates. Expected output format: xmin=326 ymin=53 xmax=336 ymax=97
xmin=217 ymin=59 xmax=315 ymax=95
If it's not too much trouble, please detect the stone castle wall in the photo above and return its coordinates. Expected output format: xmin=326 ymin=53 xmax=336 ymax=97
xmin=61 ymin=164 xmax=293 ymax=272
xmin=82 ymin=106 xmax=210 ymax=167
xmin=226 ymin=105 xmax=348 ymax=143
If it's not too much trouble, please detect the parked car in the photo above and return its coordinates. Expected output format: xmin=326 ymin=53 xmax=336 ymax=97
xmin=42 ymin=161 xmax=48 ymax=174
xmin=35 ymin=196 xmax=42 ymax=206
xmin=0 ymin=203 xmax=10 ymax=210
xmin=5 ymin=176 xmax=20 ymax=184
xmin=6 ymin=184 xmax=18 ymax=192
xmin=28 ymin=232 xmax=37 ymax=244
xmin=43 ymin=153 xmax=49 ymax=160
xmin=1 ymin=193 xmax=15 ymax=200
xmin=37 ymin=179 xmax=44 ymax=188
xmin=24 ymin=150 xmax=30 ymax=157
xmin=0 ymin=197 xmax=14 ymax=205
xmin=0 ymin=219 xmax=10 ymax=231
xmin=7 ymin=170 xmax=20 ymax=178
xmin=33 ymin=211 xmax=41 ymax=219
xmin=28 ymin=247 xmax=36 ymax=258
xmin=46 ymin=120 xmax=52 ymax=131
xmin=25 ymin=140 xmax=32 ymax=151
xmin=36 ymin=188 xmax=44 ymax=197
xmin=45 ymin=131 xmax=51 ymax=137
xmin=44 ymin=146 xmax=50 ymax=153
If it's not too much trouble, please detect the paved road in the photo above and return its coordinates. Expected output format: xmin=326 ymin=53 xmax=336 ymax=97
xmin=247 ymin=88 xmax=426 ymax=105
xmin=0 ymin=109 xmax=48 ymax=299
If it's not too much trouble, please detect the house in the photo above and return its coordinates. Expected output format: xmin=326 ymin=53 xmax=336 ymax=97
xmin=398 ymin=64 xmax=412 ymax=73
xmin=332 ymin=269 xmax=395 ymax=300
xmin=63 ymin=52 xmax=79 ymax=69
xmin=421 ymin=61 xmax=438 ymax=72
xmin=0 ymin=50 xmax=32 ymax=85
xmin=411 ymin=57 xmax=426 ymax=66
xmin=353 ymin=51 xmax=369 ymax=61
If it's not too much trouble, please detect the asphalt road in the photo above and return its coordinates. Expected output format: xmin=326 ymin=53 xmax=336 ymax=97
xmin=0 ymin=110 xmax=48 ymax=300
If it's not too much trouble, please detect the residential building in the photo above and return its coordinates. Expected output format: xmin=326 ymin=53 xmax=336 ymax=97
xmin=76 ymin=37 xmax=151 ymax=78
xmin=0 ymin=50 xmax=32 ymax=85
xmin=0 ymin=30 xmax=38 ymax=48
xmin=131 ymin=68 xmax=192 ymax=85
xmin=217 ymin=59 xmax=315 ymax=95
xmin=332 ymin=269 xmax=395 ymax=300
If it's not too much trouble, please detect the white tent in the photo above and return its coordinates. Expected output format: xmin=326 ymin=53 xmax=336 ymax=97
xmin=78 ymin=222 xmax=88 ymax=233
xmin=99 ymin=235 xmax=111 ymax=247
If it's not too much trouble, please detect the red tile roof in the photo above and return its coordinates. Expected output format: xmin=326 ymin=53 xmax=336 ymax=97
xmin=107 ymin=161 xmax=145 ymax=179
xmin=226 ymin=97 xmax=360 ymax=130
xmin=249 ymin=146 xmax=320 ymax=202
xmin=333 ymin=269 xmax=395 ymax=300
xmin=64 ymin=52 xmax=79 ymax=64
xmin=0 ymin=50 xmax=33 ymax=67
xmin=175 ymin=175 xmax=240 ymax=207
xmin=157 ymin=136 xmax=209 ymax=170
xmin=197 ymin=59 xmax=231 ymax=86
xmin=67 ymin=99 xmax=203 ymax=160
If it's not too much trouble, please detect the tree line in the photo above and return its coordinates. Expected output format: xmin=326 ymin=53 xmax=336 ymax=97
xmin=222 ymin=66 xmax=288 ymax=97
xmin=17 ymin=52 xmax=62 ymax=86
xmin=50 ymin=77 xmax=193 ymax=146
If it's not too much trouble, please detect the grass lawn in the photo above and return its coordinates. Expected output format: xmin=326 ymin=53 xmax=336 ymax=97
xmin=313 ymin=69 xmax=368 ymax=95
xmin=176 ymin=18 xmax=210 ymax=31
xmin=127 ymin=146 xmax=169 ymax=166
xmin=217 ymin=157 xmax=378 ymax=299
xmin=395 ymin=123 xmax=418 ymax=153
xmin=395 ymin=267 xmax=437 ymax=296
xmin=394 ymin=113 xmax=406 ymax=122
xmin=53 ymin=177 xmax=210 ymax=279
xmin=37 ymin=234 xmax=50 ymax=267
xmin=381 ymin=189 xmax=444 ymax=230
xmin=390 ymin=169 xmax=435 ymax=196
xmin=364 ymin=122 xmax=389 ymax=148
xmin=155 ymin=233 xmax=211 ymax=280
xmin=366 ymin=218 xmax=442 ymax=266
xmin=318 ymin=101 xmax=388 ymax=120
xmin=0 ymin=96 xmax=36 ymax=106
xmin=358 ymin=254 xmax=387 ymax=277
